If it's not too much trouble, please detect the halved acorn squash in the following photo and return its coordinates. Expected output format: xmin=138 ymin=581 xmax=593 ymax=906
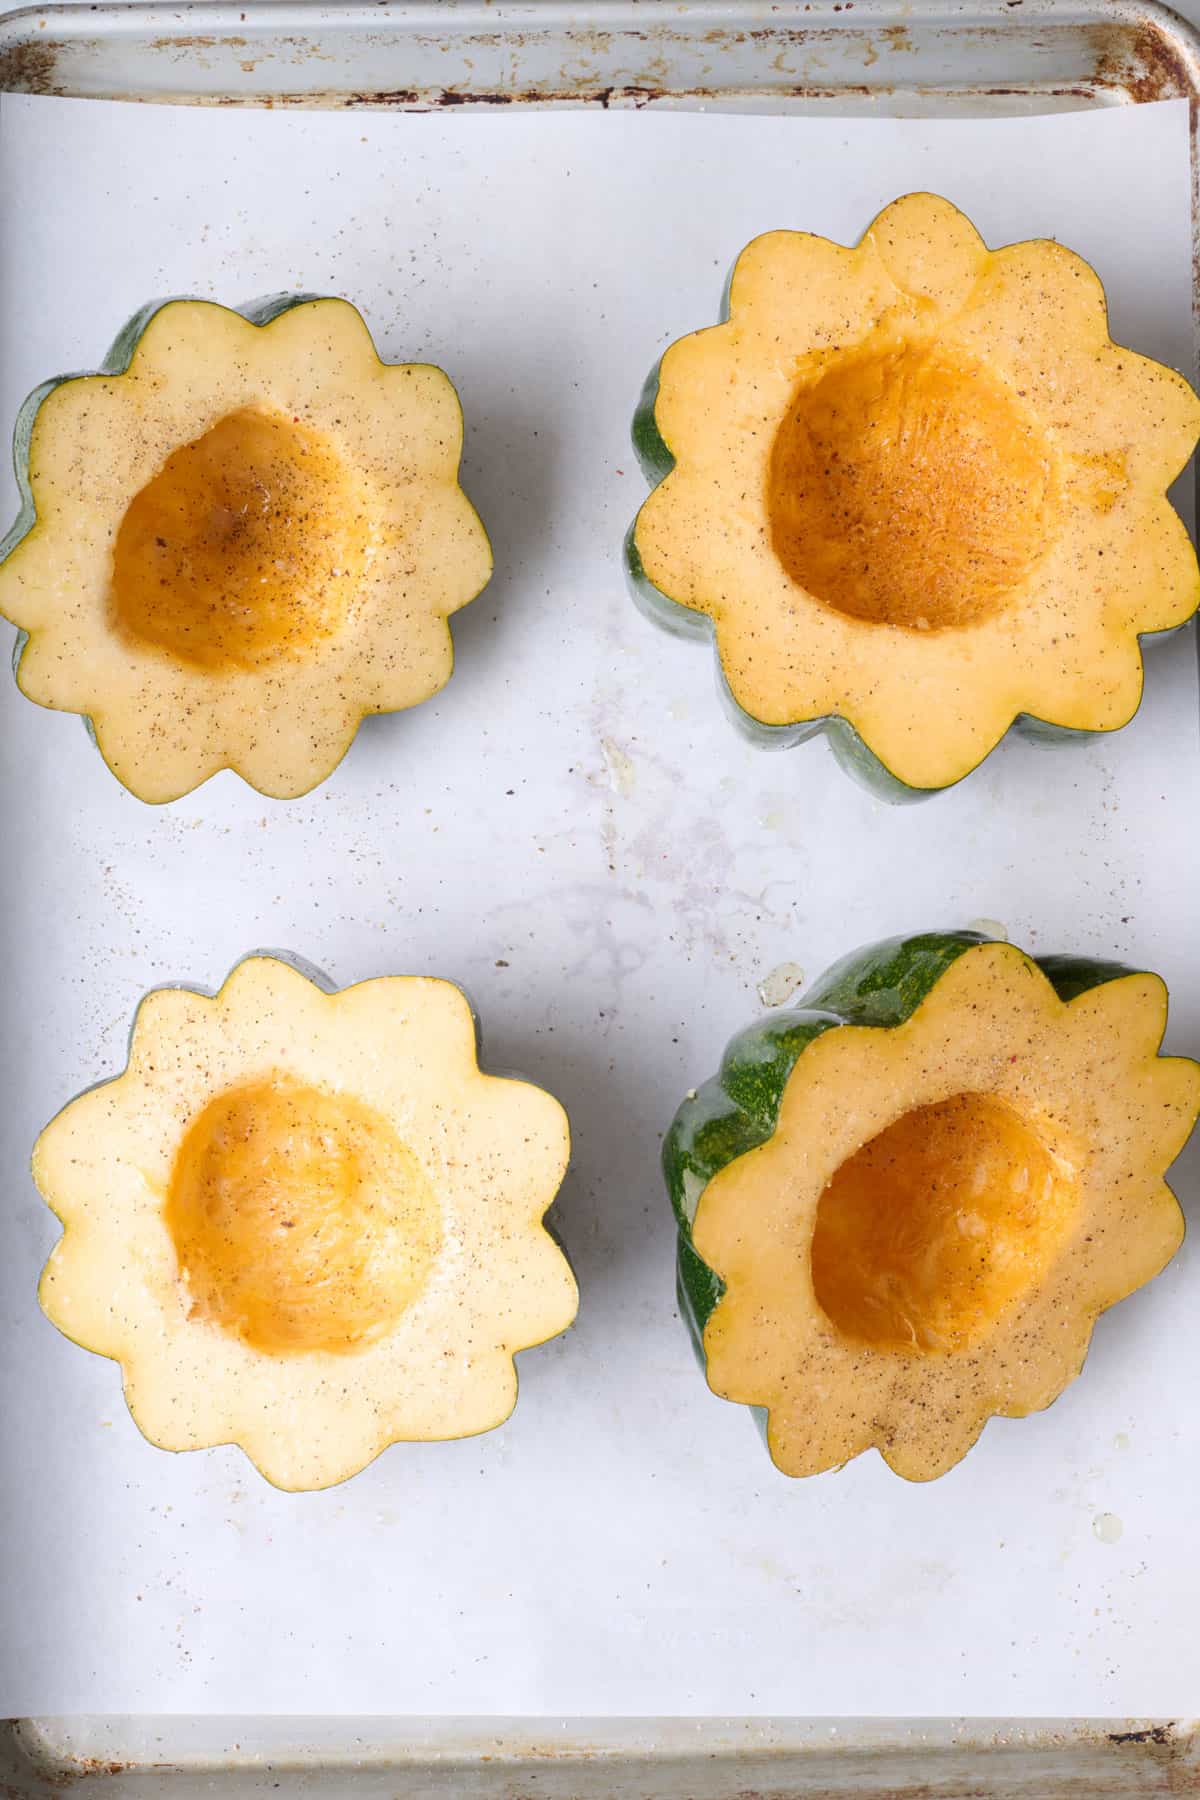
xmin=34 ymin=954 xmax=576 ymax=1491
xmin=629 ymin=194 xmax=1200 ymax=800
xmin=664 ymin=932 xmax=1199 ymax=1480
xmin=0 ymin=295 xmax=492 ymax=802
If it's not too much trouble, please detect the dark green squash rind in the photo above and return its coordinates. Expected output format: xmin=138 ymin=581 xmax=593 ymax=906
xmin=823 ymin=717 xmax=946 ymax=803
xmin=801 ymin=929 xmax=991 ymax=1022
xmin=663 ymin=931 xmax=1144 ymax=1349
xmin=624 ymin=523 xmax=709 ymax=642
xmin=631 ymin=362 xmax=674 ymax=487
xmin=1012 ymin=713 xmax=1101 ymax=749
xmin=1030 ymin=953 xmax=1141 ymax=1004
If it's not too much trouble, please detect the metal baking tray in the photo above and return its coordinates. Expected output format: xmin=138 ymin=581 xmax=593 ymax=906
xmin=1 ymin=0 xmax=1198 ymax=1792
xmin=2 ymin=1713 xmax=1200 ymax=1796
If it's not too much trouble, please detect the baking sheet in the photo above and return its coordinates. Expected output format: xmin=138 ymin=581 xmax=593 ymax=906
xmin=0 ymin=93 xmax=1197 ymax=1718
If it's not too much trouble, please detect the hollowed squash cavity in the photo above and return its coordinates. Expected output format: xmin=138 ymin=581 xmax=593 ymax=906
xmin=164 ymin=1074 xmax=441 ymax=1355
xmin=111 ymin=406 xmax=372 ymax=671
xmin=810 ymin=1091 xmax=1079 ymax=1352
xmin=768 ymin=346 xmax=1055 ymax=630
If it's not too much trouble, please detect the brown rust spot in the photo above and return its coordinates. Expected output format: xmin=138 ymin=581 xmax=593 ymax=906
xmin=149 ymin=33 xmax=248 ymax=49
xmin=976 ymin=84 xmax=1094 ymax=99
xmin=1092 ymin=19 xmax=1193 ymax=101
xmin=345 ymin=87 xmax=421 ymax=105
xmin=28 ymin=1754 xmax=138 ymax=1785
xmin=1108 ymin=1725 xmax=1176 ymax=1747
xmin=0 ymin=37 xmax=63 ymax=94
xmin=339 ymin=77 xmax=901 ymax=110
xmin=343 ymin=83 xmax=667 ymax=109
xmin=434 ymin=89 xmax=515 ymax=104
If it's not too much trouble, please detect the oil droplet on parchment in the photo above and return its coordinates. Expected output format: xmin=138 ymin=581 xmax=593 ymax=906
xmin=758 ymin=962 xmax=806 ymax=1008
xmin=968 ymin=918 xmax=1009 ymax=942
xmin=1113 ymin=1432 xmax=1130 ymax=1452
xmin=599 ymin=737 xmax=635 ymax=798
xmin=1093 ymin=1512 xmax=1123 ymax=1545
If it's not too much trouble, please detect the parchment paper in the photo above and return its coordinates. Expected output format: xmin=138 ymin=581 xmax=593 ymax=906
xmin=0 ymin=94 xmax=1196 ymax=1715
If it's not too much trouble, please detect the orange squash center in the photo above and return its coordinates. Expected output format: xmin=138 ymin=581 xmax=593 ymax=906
xmin=769 ymin=344 xmax=1054 ymax=629
xmin=811 ymin=1092 xmax=1078 ymax=1352
xmin=111 ymin=406 xmax=371 ymax=671
xmin=164 ymin=1075 xmax=440 ymax=1354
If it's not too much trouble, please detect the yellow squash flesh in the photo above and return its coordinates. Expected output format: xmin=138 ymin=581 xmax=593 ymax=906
xmin=694 ymin=944 xmax=1199 ymax=1480
xmin=33 ymin=956 xmax=577 ymax=1491
xmin=0 ymin=298 xmax=492 ymax=802
xmin=634 ymin=194 xmax=1200 ymax=790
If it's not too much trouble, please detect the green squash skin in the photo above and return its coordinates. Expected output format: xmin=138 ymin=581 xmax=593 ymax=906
xmin=663 ymin=930 xmax=1142 ymax=1359
xmin=625 ymin=310 xmax=1173 ymax=799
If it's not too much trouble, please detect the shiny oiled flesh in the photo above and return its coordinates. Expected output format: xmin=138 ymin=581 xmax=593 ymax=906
xmin=769 ymin=344 xmax=1056 ymax=629
xmin=164 ymin=1075 xmax=441 ymax=1354
xmin=810 ymin=1092 xmax=1079 ymax=1352
xmin=111 ymin=406 xmax=371 ymax=671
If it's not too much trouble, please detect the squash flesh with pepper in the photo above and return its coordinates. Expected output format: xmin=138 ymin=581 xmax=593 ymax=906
xmin=33 ymin=956 xmax=577 ymax=1491
xmin=0 ymin=296 xmax=492 ymax=802
xmin=630 ymin=195 xmax=1200 ymax=798
xmin=665 ymin=933 xmax=1199 ymax=1479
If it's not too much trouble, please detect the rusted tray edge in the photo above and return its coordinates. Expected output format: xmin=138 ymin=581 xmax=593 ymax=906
xmin=0 ymin=0 xmax=1196 ymax=109
xmin=2 ymin=1715 xmax=1199 ymax=1798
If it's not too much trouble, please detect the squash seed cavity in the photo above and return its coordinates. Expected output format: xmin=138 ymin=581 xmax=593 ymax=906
xmin=810 ymin=1091 xmax=1079 ymax=1352
xmin=164 ymin=1074 xmax=441 ymax=1355
xmin=768 ymin=344 xmax=1056 ymax=630
xmin=110 ymin=405 xmax=372 ymax=671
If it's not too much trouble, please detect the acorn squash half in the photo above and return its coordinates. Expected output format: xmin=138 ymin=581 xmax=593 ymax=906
xmin=33 ymin=955 xmax=576 ymax=1491
xmin=0 ymin=296 xmax=492 ymax=802
xmin=664 ymin=932 xmax=1199 ymax=1480
xmin=629 ymin=195 xmax=1200 ymax=800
